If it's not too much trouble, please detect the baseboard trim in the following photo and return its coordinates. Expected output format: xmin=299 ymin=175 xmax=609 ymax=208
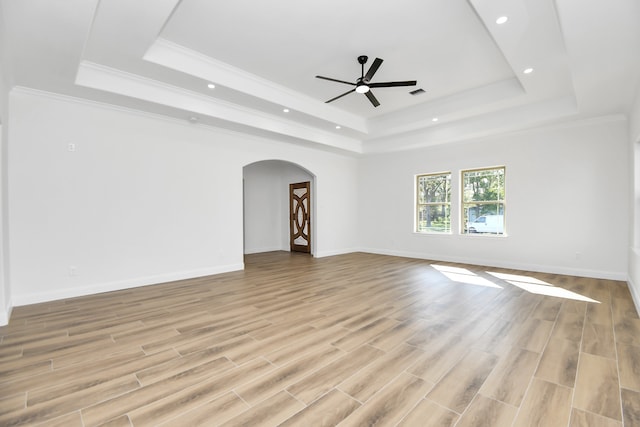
xmin=314 ymin=248 xmax=361 ymax=258
xmin=7 ymin=249 xmax=634 ymax=320
xmin=628 ymin=275 xmax=640 ymax=317
xmin=13 ymin=263 xmax=244 ymax=307
xmin=0 ymin=301 xmax=13 ymax=327
xmin=359 ymin=247 xmax=627 ymax=281
xmin=627 ymin=247 xmax=640 ymax=317
xmin=244 ymin=246 xmax=287 ymax=255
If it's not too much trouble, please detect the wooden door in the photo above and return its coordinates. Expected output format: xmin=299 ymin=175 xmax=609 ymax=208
xmin=289 ymin=181 xmax=311 ymax=253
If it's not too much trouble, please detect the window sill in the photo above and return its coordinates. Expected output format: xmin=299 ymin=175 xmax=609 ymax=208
xmin=413 ymin=232 xmax=509 ymax=238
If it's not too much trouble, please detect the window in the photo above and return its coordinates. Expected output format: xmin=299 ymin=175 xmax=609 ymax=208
xmin=462 ymin=167 xmax=505 ymax=235
xmin=416 ymin=172 xmax=451 ymax=233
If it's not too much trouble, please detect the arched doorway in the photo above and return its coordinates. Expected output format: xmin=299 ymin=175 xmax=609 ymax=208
xmin=243 ymin=160 xmax=315 ymax=255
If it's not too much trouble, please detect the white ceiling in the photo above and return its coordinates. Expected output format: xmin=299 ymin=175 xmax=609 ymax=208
xmin=1 ymin=0 xmax=639 ymax=154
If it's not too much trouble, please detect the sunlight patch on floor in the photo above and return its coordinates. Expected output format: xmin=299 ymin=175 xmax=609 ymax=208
xmin=432 ymin=265 xmax=503 ymax=288
xmin=486 ymin=272 xmax=599 ymax=303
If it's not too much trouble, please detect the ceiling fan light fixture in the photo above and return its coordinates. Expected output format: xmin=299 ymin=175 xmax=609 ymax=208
xmin=355 ymin=84 xmax=370 ymax=94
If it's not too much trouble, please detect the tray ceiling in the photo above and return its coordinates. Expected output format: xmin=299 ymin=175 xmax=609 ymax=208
xmin=1 ymin=0 xmax=639 ymax=153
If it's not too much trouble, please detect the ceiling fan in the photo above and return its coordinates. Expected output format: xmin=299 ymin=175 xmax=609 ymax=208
xmin=316 ymin=55 xmax=417 ymax=107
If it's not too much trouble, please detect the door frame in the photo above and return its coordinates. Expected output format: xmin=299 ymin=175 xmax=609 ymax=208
xmin=242 ymin=160 xmax=316 ymax=256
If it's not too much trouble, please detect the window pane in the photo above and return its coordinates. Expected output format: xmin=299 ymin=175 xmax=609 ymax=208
xmin=416 ymin=172 xmax=451 ymax=234
xmin=463 ymin=204 xmax=505 ymax=234
xmin=462 ymin=168 xmax=505 ymax=203
xmin=418 ymin=174 xmax=450 ymax=204
xmin=417 ymin=205 xmax=451 ymax=233
xmin=464 ymin=203 xmax=504 ymax=221
xmin=462 ymin=167 xmax=506 ymax=235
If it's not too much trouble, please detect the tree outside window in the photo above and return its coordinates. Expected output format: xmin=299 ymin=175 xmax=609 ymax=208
xmin=462 ymin=167 xmax=505 ymax=235
xmin=416 ymin=172 xmax=451 ymax=233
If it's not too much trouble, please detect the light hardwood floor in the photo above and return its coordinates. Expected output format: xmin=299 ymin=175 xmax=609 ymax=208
xmin=1 ymin=251 xmax=639 ymax=426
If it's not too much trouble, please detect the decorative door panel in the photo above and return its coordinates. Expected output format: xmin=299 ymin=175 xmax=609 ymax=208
xmin=289 ymin=181 xmax=311 ymax=253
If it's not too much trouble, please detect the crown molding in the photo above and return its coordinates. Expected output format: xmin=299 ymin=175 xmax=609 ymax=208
xmin=75 ymin=61 xmax=363 ymax=153
xmin=366 ymin=78 xmax=525 ymax=138
xmin=10 ymin=86 xmax=365 ymax=155
xmin=362 ymin=95 xmax=579 ymax=153
xmin=144 ymin=38 xmax=368 ymax=134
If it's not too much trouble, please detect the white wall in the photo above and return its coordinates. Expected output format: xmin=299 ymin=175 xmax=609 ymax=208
xmin=628 ymin=86 xmax=640 ymax=313
xmin=0 ymin=121 xmax=9 ymax=325
xmin=5 ymin=89 xmax=359 ymax=311
xmin=243 ymin=160 xmax=313 ymax=254
xmin=0 ymin=4 xmax=11 ymax=324
xmin=243 ymin=161 xmax=287 ymax=254
xmin=359 ymin=117 xmax=630 ymax=280
xmin=4 ymin=86 xmax=634 ymax=325
xmin=631 ymin=86 xmax=640 ymax=148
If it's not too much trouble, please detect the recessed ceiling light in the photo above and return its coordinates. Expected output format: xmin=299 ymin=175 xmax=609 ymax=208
xmin=335 ymin=125 xmax=341 ymax=129
xmin=432 ymin=117 xmax=439 ymax=122
xmin=283 ymin=108 xmax=290 ymax=113
xmin=496 ymin=16 xmax=508 ymax=24
xmin=207 ymin=83 xmax=216 ymax=89
xmin=523 ymin=68 xmax=534 ymax=74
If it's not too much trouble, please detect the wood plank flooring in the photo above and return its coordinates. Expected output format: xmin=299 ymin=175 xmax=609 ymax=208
xmin=1 ymin=251 xmax=639 ymax=426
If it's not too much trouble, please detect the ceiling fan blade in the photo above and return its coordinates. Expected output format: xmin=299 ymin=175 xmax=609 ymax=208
xmin=326 ymin=88 xmax=356 ymax=103
xmin=369 ymin=80 xmax=417 ymax=88
xmin=365 ymin=90 xmax=380 ymax=107
xmin=363 ymin=58 xmax=383 ymax=83
xmin=316 ymin=75 xmax=356 ymax=86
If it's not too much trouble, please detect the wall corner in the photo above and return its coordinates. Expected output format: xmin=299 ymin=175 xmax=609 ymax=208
xmin=0 ymin=299 xmax=12 ymax=326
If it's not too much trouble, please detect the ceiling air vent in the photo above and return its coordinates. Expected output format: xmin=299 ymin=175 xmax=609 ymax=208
xmin=409 ymin=88 xmax=426 ymax=96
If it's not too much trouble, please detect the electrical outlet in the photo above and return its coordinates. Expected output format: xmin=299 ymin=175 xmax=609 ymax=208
xmin=67 ymin=143 xmax=76 ymax=152
xmin=69 ymin=266 xmax=78 ymax=276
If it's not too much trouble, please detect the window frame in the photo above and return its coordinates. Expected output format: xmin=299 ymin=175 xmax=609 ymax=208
xmin=460 ymin=166 xmax=506 ymax=236
xmin=415 ymin=171 xmax=452 ymax=234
